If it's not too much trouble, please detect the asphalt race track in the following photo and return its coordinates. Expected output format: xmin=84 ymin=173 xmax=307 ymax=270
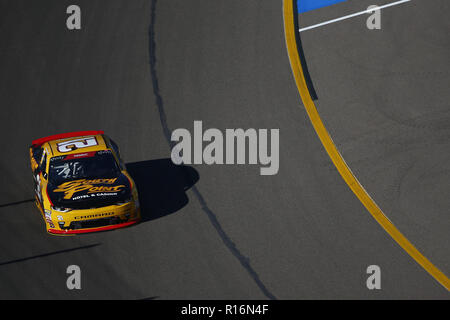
xmin=0 ymin=0 xmax=448 ymax=299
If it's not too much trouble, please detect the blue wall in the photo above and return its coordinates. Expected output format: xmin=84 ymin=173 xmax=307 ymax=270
xmin=298 ymin=0 xmax=347 ymax=13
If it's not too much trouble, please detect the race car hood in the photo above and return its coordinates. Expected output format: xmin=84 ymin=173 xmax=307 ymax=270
xmin=47 ymin=174 xmax=131 ymax=209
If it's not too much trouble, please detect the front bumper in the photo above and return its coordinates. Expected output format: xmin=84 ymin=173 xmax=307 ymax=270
xmin=48 ymin=219 xmax=139 ymax=235
xmin=46 ymin=201 xmax=140 ymax=235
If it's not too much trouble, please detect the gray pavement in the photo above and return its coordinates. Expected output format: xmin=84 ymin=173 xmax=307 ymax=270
xmin=0 ymin=0 xmax=447 ymax=299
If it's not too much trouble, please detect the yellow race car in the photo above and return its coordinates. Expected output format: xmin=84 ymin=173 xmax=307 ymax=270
xmin=29 ymin=131 xmax=140 ymax=235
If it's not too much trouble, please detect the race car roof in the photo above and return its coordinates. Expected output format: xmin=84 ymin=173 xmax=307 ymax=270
xmin=33 ymin=131 xmax=109 ymax=157
xmin=32 ymin=130 xmax=104 ymax=146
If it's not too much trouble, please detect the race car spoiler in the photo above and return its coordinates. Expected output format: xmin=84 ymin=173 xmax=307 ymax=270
xmin=32 ymin=130 xmax=105 ymax=147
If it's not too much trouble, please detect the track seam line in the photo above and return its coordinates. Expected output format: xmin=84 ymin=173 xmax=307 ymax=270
xmin=148 ymin=0 xmax=276 ymax=300
xmin=283 ymin=0 xmax=449 ymax=291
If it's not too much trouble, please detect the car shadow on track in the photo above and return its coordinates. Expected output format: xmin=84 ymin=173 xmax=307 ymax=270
xmin=126 ymin=158 xmax=199 ymax=222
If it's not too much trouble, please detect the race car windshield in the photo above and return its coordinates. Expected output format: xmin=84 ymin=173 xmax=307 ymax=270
xmin=49 ymin=151 xmax=121 ymax=184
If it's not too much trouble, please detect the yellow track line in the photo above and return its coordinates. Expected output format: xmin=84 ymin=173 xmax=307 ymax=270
xmin=283 ymin=0 xmax=449 ymax=291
